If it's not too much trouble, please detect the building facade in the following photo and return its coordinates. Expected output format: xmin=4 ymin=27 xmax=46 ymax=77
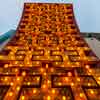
xmin=0 ymin=3 xmax=100 ymax=100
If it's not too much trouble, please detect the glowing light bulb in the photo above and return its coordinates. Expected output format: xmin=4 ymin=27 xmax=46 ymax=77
xmin=88 ymin=83 xmax=91 ymax=86
xmin=77 ymin=78 xmax=80 ymax=82
xmin=57 ymin=47 xmax=59 ymax=50
xmin=10 ymin=82 xmax=14 ymax=86
xmin=89 ymin=69 xmax=92 ymax=73
xmin=36 ymin=61 xmax=40 ymax=64
xmin=68 ymin=72 xmax=72 ymax=77
xmin=47 ymin=51 xmax=50 ymax=53
xmin=47 ymin=80 xmax=50 ymax=84
xmin=50 ymin=68 xmax=54 ymax=72
xmin=15 ymin=61 xmax=18 ymax=64
xmin=67 ymin=62 xmax=70 ymax=65
xmin=21 ymin=96 xmax=25 ymax=100
xmin=4 ymin=77 xmax=8 ymax=81
xmin=98 ymin=81 xmax=100 ymax=84
xmin=27 ymin=62 xmax=30 ymax=64
xmin=27 ymin=82 xmax=31 ymax=86
xmin=98 ymin=77 xmax=100 ymax=80
xmin=32 ymin=72 xmax=35 ymax=75
xmin=11 ymin=56 xmax=14 ymax=59
xmin=36 ymin=56 xmax=39 ymax=58
xmin=63 ymin=57 xmax=66 ymax=60
xmin=36 ymin=77 xmax=40 ymax=81
xmin=90 ymin=90 xmax=94 ymax=94
xmin=62 ymin=96 xmax=66 ymax=100
xmin=55 ymin=56 xmax=58 ymax=59
xmin=85 ymin=65 xmax=90 ymax=69
xmin=71 ymin=82 xmax=74 ymax=86
xmin=64 ymin=77 xmax=68 ymax=81
xmin=43 ymin=72 xmax=47 ymax=76
xmin=4 ymin=64 xmax=8 ymax=68
xmin=20 ymin=64 xmax=23 ymax=67
xmin=40 ymin=68 xmax=44 ymax=73
xmin=55 ymin=62 xmax=58 ymax=65
xmin=42 ymin=84 xmax=46 ymax=89
xmin=76 ymin=62 xmax=80 ymax=65
xmin=58 ymin=82 xmax=62 ymax=86
xmin=16 ymin=86 xmax=20 ymax=91
xmin=52 ymin=89 xmax=56 ymax=94
xmin=80 ymin=93 xmax=84 ymax=97
xmin=17 ymin=77 xmax=20 ymax=81
xmin=22 ymin=71 xmax=26 ymax=76
xmin=46 ymin=64 xmax=48 ymax=69
xmin=47 ymin=96 xmax=51 ymax=100
xmin=19 ymin=56 xmax=22 ymax=58
xmin=33 ymin=89 xmax=37 ymax=94
xmin=15 ymin=68 xmax=18 ymax=72
xmin=9 ymin=92 xmax=13 ymax=96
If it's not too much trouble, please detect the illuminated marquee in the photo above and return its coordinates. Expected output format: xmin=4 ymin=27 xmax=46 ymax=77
xmin=0 ymin=3 xmax=100 ymax=100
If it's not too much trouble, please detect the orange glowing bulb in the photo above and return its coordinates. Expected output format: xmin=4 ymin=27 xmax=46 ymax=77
xmin=4 ymin=64 xmax=8 ymax=68
xmin=11 ymin=56 xmax=14 ymax=59
xmin=47 ymin=51 xmax=50 ymax=53
xmin=52 ymin=89 xmax=56 ymax=94
xmin=47 ymin=96 xmax=51 ymax=100
xmin=42 ymin=84 xmax=46 ymax=89
xmin=76 ymin=62 xmax=80 ymax=65
xmin=55 ymin=56 xmax=58 ymax=58
xmin=67 ymin=62 xmax=70 ymax=65
xmin=36 ymin=61 xmax=40 ymax=64
xmin=36 ymin=56 xmax=39 ymax=58
xmin=27 ymin=82 xmax=31 ymax=86
xmin=46 ymin=64 xmax=48 ymax=69
xmin=62 ymin=96 xmax=66 ymax=100
xmin=15 ymin=61 xmax=18 ymax=64
xmin=77 ymin=78 xmax=80 ymax=82
xmin=98 ymin=77 xmax=100 ymax=80
xmin=58 ymin=82 xmax=62 ymax=86
xmin=47 ymin=80 xmax=50 ymax=84
xmin=19 ymin=56 xmax=22 ymax=58
xmin=36 ymin=77 xmax=40 ymax=81
xmin=4 ymin=77 xmax=8 ymax=81
xmin=90 ymin=90 xmax=94 ymax=94
xmin=15 ymin=68 xmax=18 ymax=72
xmin=40 ymin=68 xmax=44 ymax=73
xmin=21 ymin=96 xmax=25 ymax=100
xmin=55 ymin=62 xmax=58 ymax=65
xmin=9 ymin=92 xmax=13 ymax=96
xmin=16 ymin=86 xmax=20 ymax=91
xmin=64 ymin=77 xmax=68 ymax=81
xmin=71 ymin=82 xmax=74 ymax=86
xmin=33 ymin=89 xmax=37 ymax=94
xmin=43 ymin=72 xmax=47 ymax=76
xmin=10 ymin=82 xmax=14 ymax=86
xmin=68 ymin=72 xmax=72 ymax=77
xmin=33 ymin=72 xmax=35 ymax=75
xmin=89 ymin=69 xmax=92 ymax=73
xmin=27 ymin=62 xmax=30 ymax=64
xmin=50 ymin=68 xmax=54 ymax=72
xmin=20 ymin=64 xmax=23 ymax=67
xmin=17 ymin=77 xmax=20 ymax=81
xmin=80 ymin=93 xmax=84 ymax=97
xmin=22 ymin=71 xmax=26 ymax=76
xmin=88 ymin=83 xmax=91 ymax=86
xmin=57 ymin=47 xmax=59 ymax=50
xmin=85 ymin=65 xmax=90 ymax=69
